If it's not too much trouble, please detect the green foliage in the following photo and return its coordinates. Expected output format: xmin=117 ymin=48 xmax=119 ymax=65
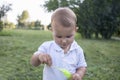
xmin=0 ymin=4 xmax=12 ymax=21
xmin=59 ymin=0 xmax=69 ymax=7
xmin=93 ymin=0 xmax=120 ymax=39
xmin=77 ymin=0 xmax=94 ymax=38
xmin=0 ymin=29 xmax=120 ymax=80
xmin=43 ymin=0 xmax=120 ymax=39
xmin=0 ymin=4 xmax=12 ymax=31
xmin=34 ymin=20 xmax=44 ymax=30
xmin=34 ymin=20 xmax=41 ymax=27
xmin=0 ymin=21 xmax=3 ymax=31
xmin=115 ymin=27 xmax=120 ymax=37
xmin=4 ymin=21 xmax=16 ymax=29
xmin=77 ymin=0 xmax=120 ymax=39
xmin=17 ymin=10 xmax=29 ymax=27
xmin=43 ymin=0 xmax=59 ymax=12
xmin=21 ymin=10 xmax=29 ymax=21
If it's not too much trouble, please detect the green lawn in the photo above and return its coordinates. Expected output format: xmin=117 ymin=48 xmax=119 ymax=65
xmin=0 ymin=29 xmax=120 ymax=80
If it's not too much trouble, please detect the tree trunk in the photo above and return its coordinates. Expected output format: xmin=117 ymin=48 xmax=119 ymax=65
xmin=95 ymin=32 xmax=98 ymax=39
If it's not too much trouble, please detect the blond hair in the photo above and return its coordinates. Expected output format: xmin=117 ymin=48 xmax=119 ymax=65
xmin=51 ymin=7 xmax=77 ymax=27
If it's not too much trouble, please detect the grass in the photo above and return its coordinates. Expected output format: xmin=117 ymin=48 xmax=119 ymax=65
xmin=0 ymin=29 xmax=120 ymax=80
xmin=79 ymin=39 xmax=120 ymax=80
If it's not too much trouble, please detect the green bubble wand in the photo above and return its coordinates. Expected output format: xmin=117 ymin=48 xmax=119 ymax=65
xmin=52 ymin=66 xmax=72 ymax=80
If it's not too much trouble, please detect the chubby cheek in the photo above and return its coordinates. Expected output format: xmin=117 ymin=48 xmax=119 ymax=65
xmin=54 ymin=37 xmax=61 ymax=44
xmin=68 ymin=38 xmax=74 ymax=44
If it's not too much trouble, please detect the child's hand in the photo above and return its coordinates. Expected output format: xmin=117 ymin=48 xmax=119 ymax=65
xmin=71 ymin=73 xmax=82 ymax=80
xmin=38 ymin=53 xmax=52 ymax=66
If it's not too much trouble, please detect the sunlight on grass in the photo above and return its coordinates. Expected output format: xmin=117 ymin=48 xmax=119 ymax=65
xmin=0 ymin=29 xmax=120 ymax=80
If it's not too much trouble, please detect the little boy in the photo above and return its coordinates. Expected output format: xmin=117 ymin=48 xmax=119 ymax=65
xmin=30 ymin=7 xmax=87 ymax=80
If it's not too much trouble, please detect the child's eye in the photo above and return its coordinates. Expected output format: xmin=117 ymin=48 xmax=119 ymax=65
xmin=57 ymin=36 xmax=62 ymax=38
xmin=66 ymin=35 xmax=72 ymax=38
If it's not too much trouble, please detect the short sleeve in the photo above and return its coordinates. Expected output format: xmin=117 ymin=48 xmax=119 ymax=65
xmin=76 ymin=48 xmax=87 ymax=68
xmin=34 ymin=42 xmax=47 ymax=55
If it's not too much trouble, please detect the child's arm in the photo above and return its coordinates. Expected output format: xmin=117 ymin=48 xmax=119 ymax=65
xmin=30 ymin=53 xmax=41 ymax=67
xmin=72 ymin=67 xmax=87 ymax=80
xmin=30 ymin=53 xmax=52 ymax=67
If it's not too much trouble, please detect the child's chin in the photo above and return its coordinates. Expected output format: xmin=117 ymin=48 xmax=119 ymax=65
xmin=61 ymin=46 xmax=67 ymax=49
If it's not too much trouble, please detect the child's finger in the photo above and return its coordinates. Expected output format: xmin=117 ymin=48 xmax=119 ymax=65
xmin=38 ymin=54 xmax=43 ymax=62
xmin=46 ymin=54 xmax=52 ymax=66
xmin=73 ymin=73 xmax=82 ymax=80
xmin=39 ymin=54 xmax=47 ymax=64
xmin=43 ymin=55 xmax=48 ymax=64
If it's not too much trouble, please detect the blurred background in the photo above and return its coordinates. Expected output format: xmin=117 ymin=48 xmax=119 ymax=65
xmin=0 ymin=0 xmax=120 ymax=80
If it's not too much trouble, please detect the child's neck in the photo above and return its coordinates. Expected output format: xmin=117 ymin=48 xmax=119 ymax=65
xmin=63 ymin=45 xmax=70 ymax=54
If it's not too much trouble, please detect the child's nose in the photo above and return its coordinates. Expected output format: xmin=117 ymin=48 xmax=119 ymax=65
xmin=62 ymin=38 xmax=67 ymax=43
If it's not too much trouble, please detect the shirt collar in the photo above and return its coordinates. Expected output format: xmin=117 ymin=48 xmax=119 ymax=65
xmin=53 ymin=41 xmax=79 ymax=52
xmin=69 ymin=41 xmax=79 ymax=51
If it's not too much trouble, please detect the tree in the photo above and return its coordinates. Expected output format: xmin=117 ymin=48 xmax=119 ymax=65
xmin=59 ymin=0 xmax=69 ymax=7
xmin=34 ymin=20 xmax=43 ymax=30
xmin=43 ymin=0 xmax=93 ymax=38
xmin=78 ymin=0 xmax=94 ymax=38
xmin=0 ymin=4 xmax=12 ymax=31
xmin=43 ymin=0 xmax=59 ymax=12
xmin=43 ymin=0 xmax=120 ymax=39
xmin=28 ymin=21 xmax=35 ymax=28
xmin=0 ymin=21 xmax=3 ymax=31
xmin=35 ymin=20 xmax=41 ymax=27
xmin=17 ymin=10 xmax=29 ymax=28
xmin=89 ymin=0 xmax=120 ymax=39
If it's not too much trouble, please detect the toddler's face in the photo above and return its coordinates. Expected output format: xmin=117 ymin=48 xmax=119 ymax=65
xmin=52 ymin=24 xmax=76 ymax=50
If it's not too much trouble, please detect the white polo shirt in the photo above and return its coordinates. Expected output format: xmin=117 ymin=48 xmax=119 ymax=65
xmin=34 ymin=41 xmax=87 ymax=80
